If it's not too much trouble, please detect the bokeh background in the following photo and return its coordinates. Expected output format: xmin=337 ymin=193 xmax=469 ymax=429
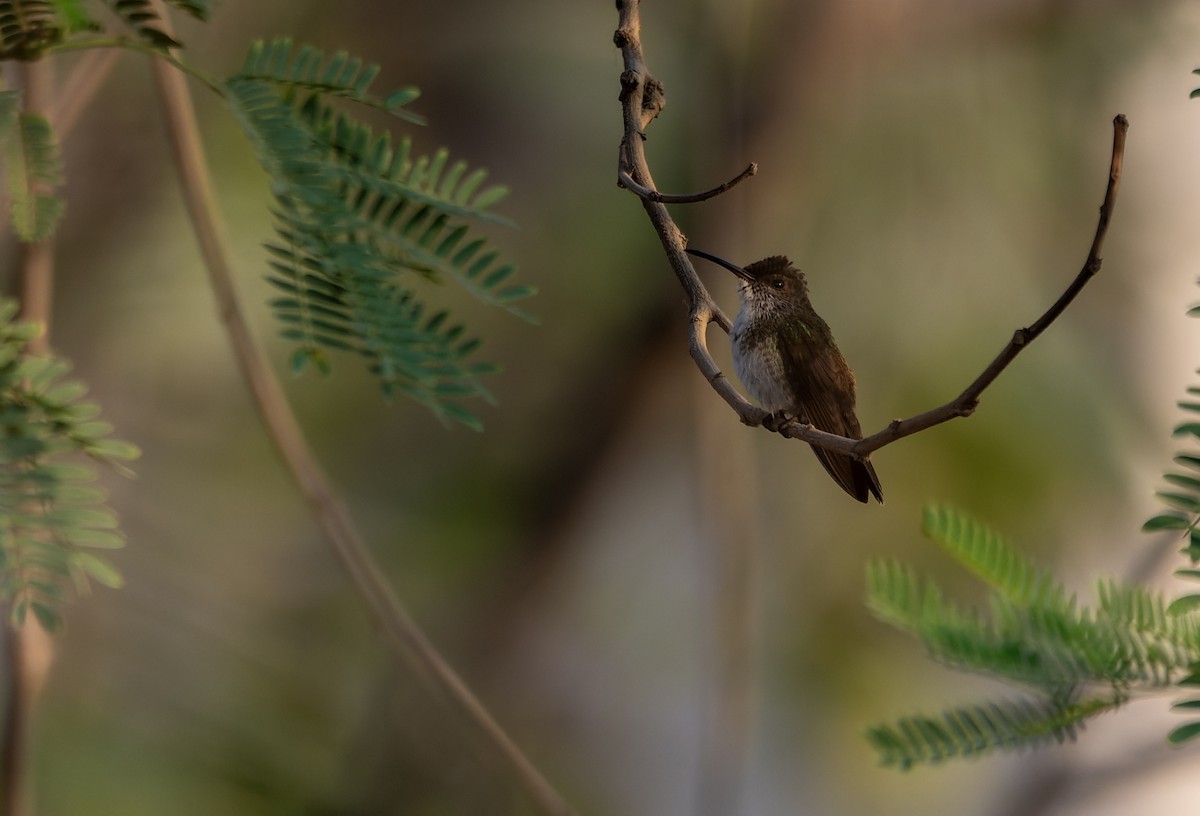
xmin=6 ymin=0 xmax=1200 ymax=813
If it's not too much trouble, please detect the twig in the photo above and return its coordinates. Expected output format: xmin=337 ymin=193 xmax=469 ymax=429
xmin=52 ymin=48 xmax=121 ymax=135
xmin=613 ymin=0 xmax=1127 ymax=462
xmin=839 ymin=114 xmax=1129 ymax=456
xmin=5 ymin=59 xmax=59 ymax=816
xmin=614 ymin=0 xmax=739 ymax=392
xmin=615 ymin=7 xmax=762 ymax=814
xmin=145 ymin=6 xmax=578 ymax=816
xmin=618 ymin=161 xmax=757 ymax=203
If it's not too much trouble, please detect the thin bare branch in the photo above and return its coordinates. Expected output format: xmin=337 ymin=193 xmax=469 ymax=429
xmin=843 ymin=114 xmax=1127 ymax=456
xmin=613 ymin=0 xmax=1127 ymax=462
xmin=52 ymin=49 xmax=121 ymax=135
xmin=618 ymin=161 xmax=757 ymax=203
xmin=614 ymin=0 xmax=733 ymax=350
xmin=146 ymin=5 xmax=578 ymax=815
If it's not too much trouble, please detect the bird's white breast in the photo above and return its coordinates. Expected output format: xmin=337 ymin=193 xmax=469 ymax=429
xmin=731 ymin=307 xmax=793 ymax=413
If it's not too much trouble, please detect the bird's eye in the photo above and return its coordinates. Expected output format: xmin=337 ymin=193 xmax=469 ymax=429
xmin=771 ymin=279 xmax=785 ymax=289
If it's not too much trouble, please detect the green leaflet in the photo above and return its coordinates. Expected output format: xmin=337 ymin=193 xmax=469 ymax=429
xmin=0 ymin=0 xmax=203 ymax=58
xmin=922 ymin=504 xmax=1062 ymax=607
xmin=236 ymin=37 xmax=424 ymax=125
xmin=94 ymin=1 xmax=209 ymax=49
xmin=0 ymin=300 xmax=138 ymax=631
xmin=0 ymin=90 xmax=64 ymax=242
xmin=868 ymin=695 xmax=1125 ymax=770
xmin=0 ymin=1 xmax=69 ymax=59
xmin=49 ymin=0 xmax=94 ymax=31
xmin=1148 ymin=332 xmax=1200 ymax=747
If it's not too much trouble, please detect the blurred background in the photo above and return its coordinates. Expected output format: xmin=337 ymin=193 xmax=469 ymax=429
xmin=6 ymin=0 xmax=1200 ymax=813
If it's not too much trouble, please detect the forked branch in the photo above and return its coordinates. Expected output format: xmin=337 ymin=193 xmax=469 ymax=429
xmin=618 ymin=160 xmax=757 ymax=204
xmin=613 ymin=0 xmax=1127 ymax=460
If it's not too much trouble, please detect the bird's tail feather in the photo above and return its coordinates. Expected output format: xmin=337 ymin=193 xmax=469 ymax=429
xmin=810 ymin=446 xmax=883 ymax=504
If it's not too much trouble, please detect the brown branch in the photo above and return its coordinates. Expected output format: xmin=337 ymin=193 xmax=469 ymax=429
xmin=0 ymin=49 xmax=119 ymax=247
xmin=146 ymin=6 xmax=577 ymax=815
xmin=5 ymin=59 xmax=59 ymax=816
xmin=618 ymin=161 xmax=757 ymax=203
xmin=613 ymin=0 xmax=1127 ymax=461
xmin=52 ymin=48 xmax=121 ymax=135
xmin=0 ymin=45 xmax=124 ymax=816
xmin=614 ymin=0 xmax=735 ymax=361
xmin=844 ymin=113 xmax=1127 ymax=456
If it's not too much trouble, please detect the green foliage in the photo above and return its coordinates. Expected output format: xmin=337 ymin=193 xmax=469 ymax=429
xmin=0 ymin=0 xmax=210 ymax=59
xmin=0 ymin=20 xmax=531 ymax=428
xmin=101 ymin=0 xmax=209 ymax=49
xmin=0 ymin=1 xmax=70 ymax=59
xmin=0 ymin=300 xmax=138 ymax=631
xmin=0 ymin=88 xmax=64 ymax=242
xmin=1143 ymin=369 xmax=1200 ymax=744
xmin=49 ymin=0 xmax=92 ymax=31
xmin=865 ymin=505 xmax=1200 ymax=769
xmin=226 ymin=38 xmax=534 ymax=429
xmin=868 ymin=279 xmax=1200 ymax=767
xmin=867 ymin=695 xmax=1126 ymax=771
xmin=237 ymin=37 xmax=423 ymax=125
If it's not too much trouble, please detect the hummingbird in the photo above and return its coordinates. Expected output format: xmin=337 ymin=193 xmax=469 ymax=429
xmin=686 ymin=248 xmax=883 ymax=504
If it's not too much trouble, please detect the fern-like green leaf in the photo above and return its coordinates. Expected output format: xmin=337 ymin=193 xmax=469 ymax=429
xmin=225 ymin=48 xmax=535 ymax=425
xmin=228 ymin=79 xmax=498 ymax=426
xmin=103 ymin=0 xmax=179 ymax=48
xmin=865 ymin=559 xmax=926 ymax=633
xmin=162 ymin=0 xmax=209 ymax=20
xmin=1098 ymin=581 xmax=1177 ymax=636
xmin=0 ymin=91 xmax=65 ymax=242
xmin=299 ymin=98 xmax=512 ymax=223
xmin=0 ymin=1 xmax=69 ymax=59
xmin=922 ymin=504 xmax=1060 ymax=606
xmin=867 ymin=695 xmax=1124 ymax=770
xmin=872 ymin=499 xmax=1200 ymax=770
xmin=0 ymin=300 xmax=138 ymax=631
xmin=235 ymin=38 xmax=424 ymax=125
xmin=867 ymin=558 xmax=1085 ymax=688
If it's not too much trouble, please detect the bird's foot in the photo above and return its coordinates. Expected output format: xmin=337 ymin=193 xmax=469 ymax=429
xmin=762 ymin=410 xmax=797 ymax=433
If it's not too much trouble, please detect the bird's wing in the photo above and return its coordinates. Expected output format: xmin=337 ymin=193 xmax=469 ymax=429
xmin=782 ymin=333 xmax=883 ymax=503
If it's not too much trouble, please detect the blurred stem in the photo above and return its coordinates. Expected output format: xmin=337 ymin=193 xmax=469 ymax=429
xmin=0 ymin=50 xmax=117 ymax=245
xmin=144 ymin=7 xmax=577 ymax=816
xmin=47 ymin=38 xmax=221 ymax=94
xmin=689 ymin=8 xmax=758 ymax=815
xmin=16 ymin=59 xmax=55 ymax=348
xmin=5 ymin=59 xmax=58 ymax=816
xmin=52 ymin=48 xmax=120 ymax=135
xmin=693 ymin=375 xmax=757 ymax=816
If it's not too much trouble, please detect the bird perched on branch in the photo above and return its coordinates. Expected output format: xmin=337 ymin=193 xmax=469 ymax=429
xmin=687 ymin=248 xmax=883 ymax=504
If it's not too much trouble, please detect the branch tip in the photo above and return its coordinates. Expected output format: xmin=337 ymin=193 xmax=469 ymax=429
xmin=617 ymin=162 xmax=758 ymax=205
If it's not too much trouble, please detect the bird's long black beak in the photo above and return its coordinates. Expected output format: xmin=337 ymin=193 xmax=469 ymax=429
xmin=685 ymin=248 xmax=751 ymax=280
